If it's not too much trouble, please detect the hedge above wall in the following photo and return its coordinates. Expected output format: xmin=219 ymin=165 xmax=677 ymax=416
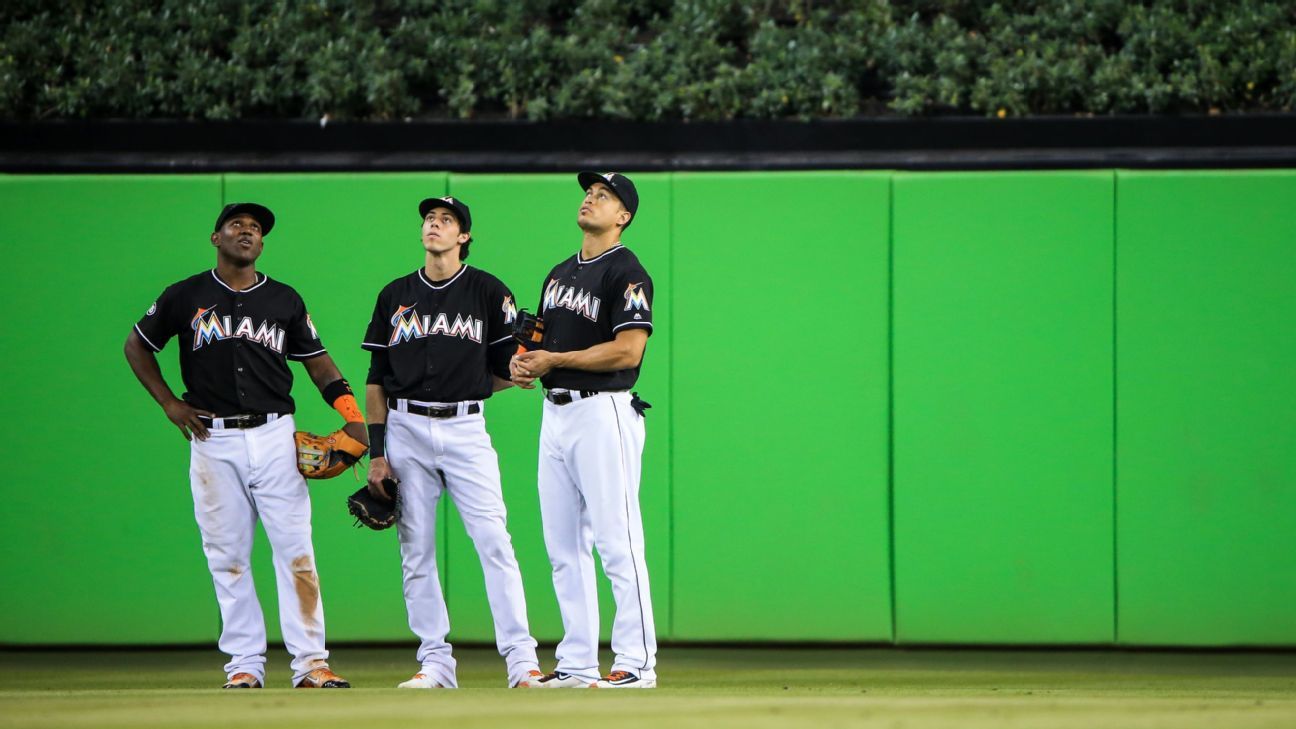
xmin=3 ymin=0 xmax=1294 ymax=122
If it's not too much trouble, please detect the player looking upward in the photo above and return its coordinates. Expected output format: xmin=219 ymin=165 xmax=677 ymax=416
xmin=362 ymin=196 xmax=543 ymax=689
xmin=124 ymin=203 xmax=366 ymax=689
xmin=511 ymin=172 xmax=658 ymax=689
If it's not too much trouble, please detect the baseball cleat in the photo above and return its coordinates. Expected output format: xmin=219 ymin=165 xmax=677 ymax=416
xmin=534 ymin=670 xmax=589 ymax=688
xmin=591 ymin=671 xmax=656 ymax=689
xmin=222 ymin=673 xmax=262 ymax=689
xmin=397 ymin=672 xmax=446 ymax=689
xmin=295 ymin=667 xmax=351 ymax=688
xmin=512 ymin=670 xmax=546 ymax=688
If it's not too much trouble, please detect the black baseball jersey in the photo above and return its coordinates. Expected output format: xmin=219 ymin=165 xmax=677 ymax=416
xmin=363 ymin=266 xmax=516 ymax=402
xmin=537 ymin=245 xmax=654 ymax=391
xmin=133 ymin=269 xmax=326 ymax=416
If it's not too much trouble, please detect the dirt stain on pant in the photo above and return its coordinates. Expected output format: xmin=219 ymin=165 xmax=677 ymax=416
xmin=194 ymin=461 xmax=219 ymax=510
xmin=291 ymin=555 xmax=320 ymax=628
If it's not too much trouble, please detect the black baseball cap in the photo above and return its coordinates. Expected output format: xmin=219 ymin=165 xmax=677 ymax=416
xmin=419 ymin=195 xmax=472 ymax=233
xmin=578 ymin=171 xmax=639 ymax=229
xmin=214 ymin=203 xmax=275 ymax=235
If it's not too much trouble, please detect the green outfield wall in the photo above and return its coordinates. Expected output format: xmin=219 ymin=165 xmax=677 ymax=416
xmin=0 ymin=170 xmax=1292 ymax=647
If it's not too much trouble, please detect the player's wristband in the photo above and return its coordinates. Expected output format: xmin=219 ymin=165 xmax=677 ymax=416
xmin=322 ymin=378 xmax=354 ymax=405
xmin=322 ymin=379 xmax=364 ymax=423
xmin=332 ymin=394 xmax=364 ymax=423
xmin=368 ymin=423 xmax=386 ymax=459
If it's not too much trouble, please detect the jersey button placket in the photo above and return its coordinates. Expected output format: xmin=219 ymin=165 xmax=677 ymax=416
xmin=232 ymin=292 xmax=246 ymax=406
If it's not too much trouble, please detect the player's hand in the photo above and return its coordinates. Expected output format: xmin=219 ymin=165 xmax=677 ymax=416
xmin=163 ymin=398 xmax=213 ymax=441
xmin=342 ymin=421 xmax=369 ymax=447
xmin=509 ymin=355 xmax=537 ymax=389
xmin=514 ymin=350 xmax=557 ymax=379
xmin=367 ymin=457 xmax=395 ymax=499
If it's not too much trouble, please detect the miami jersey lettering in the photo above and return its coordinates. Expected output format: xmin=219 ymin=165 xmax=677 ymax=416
xmin=191 ymin=305 xmax=287 ymax=353
xmin=543 ymin=278 xmax=601 ymax=321
xmin=388 ymin=305 xmax=484 ymax=345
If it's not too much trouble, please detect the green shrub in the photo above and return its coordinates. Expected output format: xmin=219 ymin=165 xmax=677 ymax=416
xmin=1 ymin=0 xmax=1292 ymax=120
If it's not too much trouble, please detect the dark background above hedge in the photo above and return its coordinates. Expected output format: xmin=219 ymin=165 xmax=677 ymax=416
xmin=5 ymin=115 xmax=1296 ymax=172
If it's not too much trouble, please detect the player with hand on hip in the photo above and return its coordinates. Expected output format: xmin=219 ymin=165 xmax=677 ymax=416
xmin=124 ymin=203 xmax=367 ymax=689
xmin=511 ymin=172 xmax=658 ymax=689
xmin=362 ymin=196 xmax=542 ymax=689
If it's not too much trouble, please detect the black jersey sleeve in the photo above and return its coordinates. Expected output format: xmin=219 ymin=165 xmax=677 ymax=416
xmin=362 ymin=288 xmax=390 ymax=352
xmin=363 ymin=288 xmax=393 ymax=386
xmin=284 ymin=290 xmax=327 ymax=360
xmin=486 ymin=277 xmax=518 ymax=380
xmin=132 ymin=283 xmax=182 ymax=352
xmin=610 ymin=265 xmax=654 ymax=335
xmin=366 ymin=348 xmax=393 ymax=386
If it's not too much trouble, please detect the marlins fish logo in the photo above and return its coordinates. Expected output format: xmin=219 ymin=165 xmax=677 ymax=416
xmin=191 ymin=305 xmax=224 ymax=348
xmin=502 ymin=295 xmax=517 ymax=325
xmin=389 ymin=304 xmax=425 ymax=345
xmin=623 ymin=282 xmax=650 ymax=311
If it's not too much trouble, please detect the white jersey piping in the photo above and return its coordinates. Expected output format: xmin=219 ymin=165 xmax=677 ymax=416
xmin=612 ymin=321 xmax=653 ymax=333
xmin=576 ymin=245 xmax=625 ymax=265
xmin=210 ymin=269 xmax=268 ymax=293
xmin=133 ymin=323 xmax=162 ymax=352
xmin=417 ymin=265 xmax=468 ymax=290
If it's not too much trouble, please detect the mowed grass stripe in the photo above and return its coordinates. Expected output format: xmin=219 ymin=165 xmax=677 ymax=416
xmin=2 ymin=648 xmax=1294 ymax=729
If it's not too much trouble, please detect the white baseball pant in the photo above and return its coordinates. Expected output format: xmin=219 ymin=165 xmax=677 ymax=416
xmin=386 ymin=399 xmax=540 ymax=688
xmin=188 ymin=413 xmax=330 ymax=686
xmin=538 ymin=390 xmax=657 ymax=682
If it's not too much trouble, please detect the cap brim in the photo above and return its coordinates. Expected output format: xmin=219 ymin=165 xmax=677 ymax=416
xmin=418 ymin=198 xmax=468 ymax=230
xmin=220 ymin=203 xmax=275 ymax=235
xmin=578 ymin=171 xmax=605 ymax=190
xmin=578 ymin=171 xmax=629 ymax=206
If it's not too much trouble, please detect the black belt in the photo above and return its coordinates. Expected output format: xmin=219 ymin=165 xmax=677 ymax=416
xmin=197 ymin=413 xmax=278 ymax=429
xmin=388 ymin=397 xmax=480 ymax=419
xmin=545 ymin=390 xmax=600 ymax=406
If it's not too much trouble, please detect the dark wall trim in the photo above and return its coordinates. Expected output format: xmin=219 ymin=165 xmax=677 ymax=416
xmin=3 ymin=115 xmax=1295 ymax=172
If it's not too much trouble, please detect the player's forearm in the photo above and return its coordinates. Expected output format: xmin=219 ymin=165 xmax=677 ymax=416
xmin=492 ymin=376 xmax=514 ymax=392
xmin=365 ymin=384 xmax=389 ymax=425
xmin=302 ymin=354 xmax=343 ymax=390
xmin=123 ymin=334 xmax=180 ymax=408
xmin=364 ymin=384 xmax=390 ymax=460
xmin=550 ymin=335 xmax=645 ymax=373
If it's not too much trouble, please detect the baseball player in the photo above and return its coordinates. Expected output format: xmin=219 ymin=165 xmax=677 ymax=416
xmin=362 ymin=196 xmax=543 ymax=689
xmin=123 ymin=203 xmax=366 ymax=689
xmin=511 ymin=172 xmax=658 ymax=688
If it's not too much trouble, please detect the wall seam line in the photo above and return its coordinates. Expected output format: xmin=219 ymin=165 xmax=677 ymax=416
xmin=1111 ymin=170 xmax=1120 ymax=646
xmin=887 ymin=173 xmax=898 ymax=646
xmin=667 ymin=172 xmax=676 ymax=641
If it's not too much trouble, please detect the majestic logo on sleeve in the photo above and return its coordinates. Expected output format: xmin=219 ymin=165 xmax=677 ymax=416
xmin=542 ymin=278 xmax=601 ymax=322
xmin=623 ymin=282 xmax=650 ymax=312
xmin=388 ymin=304 xmax=483 ymax=345
xmin=502 ymin=295 xmax=517 ymax=325
xmin=190 ymin=306 xmax=285 ymax=353
xmin=146 ymin=301 xmax=157 ymax=316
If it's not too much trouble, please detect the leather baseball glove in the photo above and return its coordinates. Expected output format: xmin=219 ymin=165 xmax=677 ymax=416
xmin=294 ymin=428 xmax=368 ymax=479
xmin=347 ymin=479 xmax=400 ymax=530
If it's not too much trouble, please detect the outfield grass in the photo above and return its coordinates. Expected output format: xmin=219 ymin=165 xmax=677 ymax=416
xmin=2 ymin=647 xmax=1294 ymax=728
